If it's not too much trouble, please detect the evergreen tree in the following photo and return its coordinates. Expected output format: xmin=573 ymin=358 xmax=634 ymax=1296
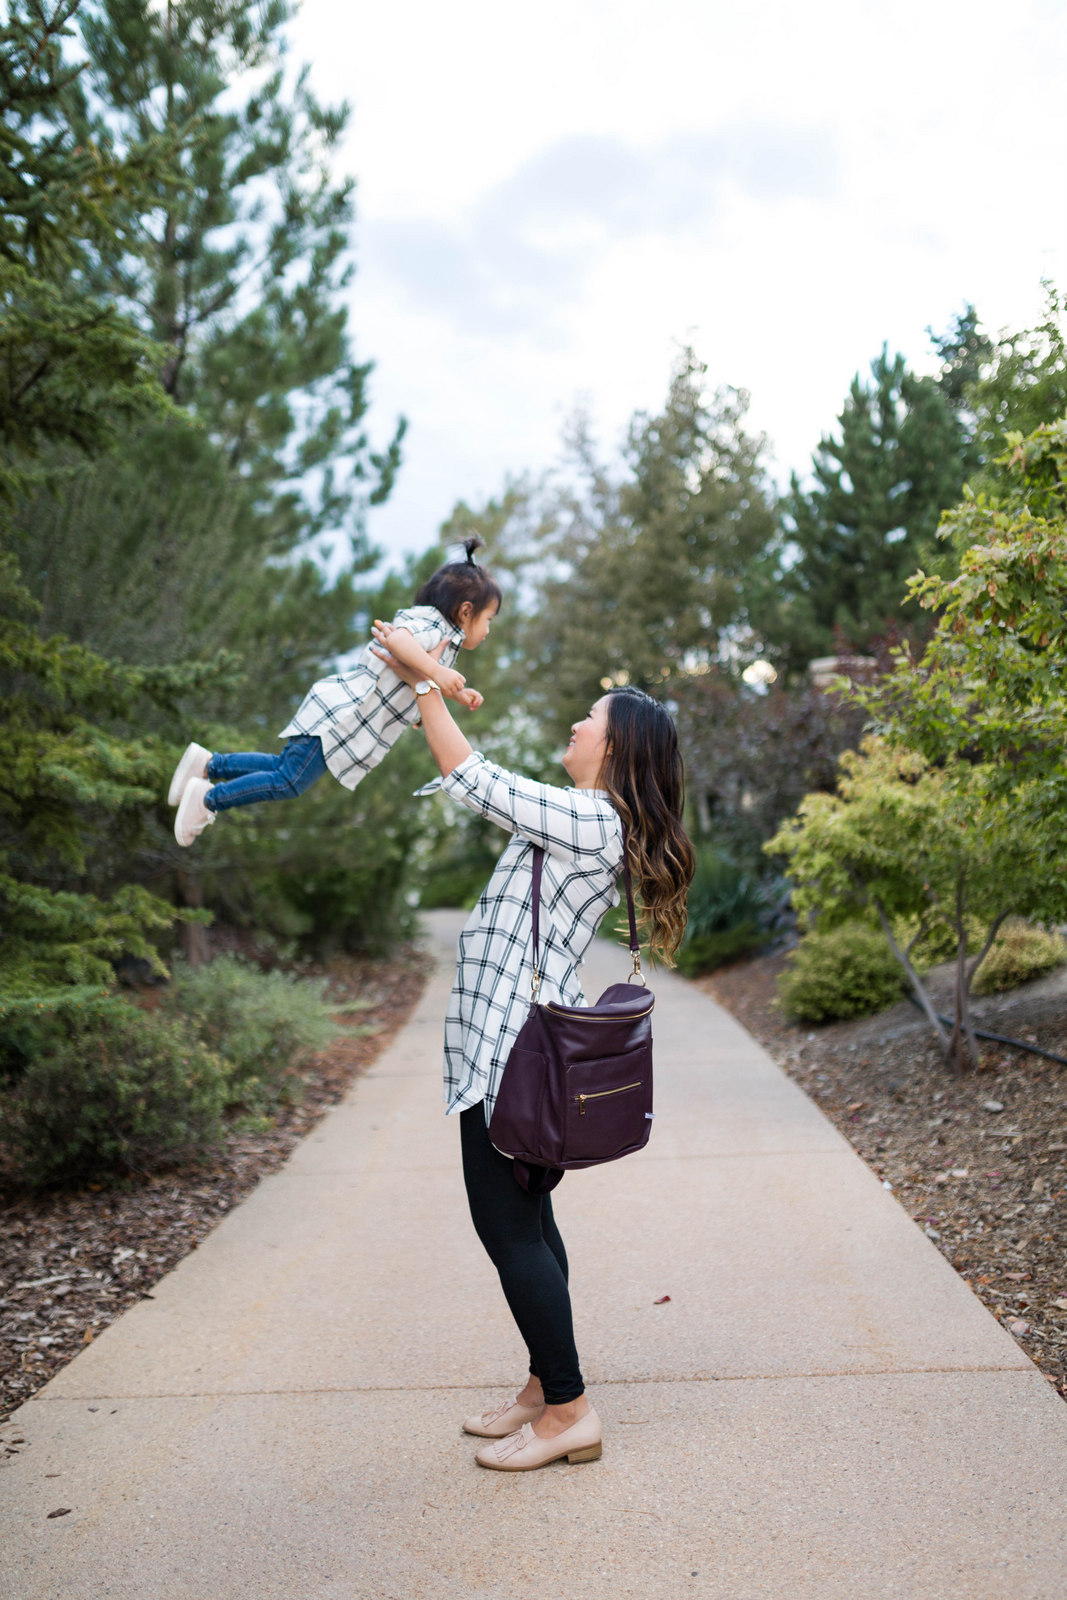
xmin=6 ymin=0 xmax=417 ymax=960
xmin=77 ymin=0 xmax=402 ymax=540
xmin=759 ymin=345 xmax=969 ymax=674
xmin=0 ymin=0 xmax=234 ymax=1007
xmin=0 ymin=0 xmax=171 ymax=494
xmin=530 ymin=350 xmax=777 ymax=737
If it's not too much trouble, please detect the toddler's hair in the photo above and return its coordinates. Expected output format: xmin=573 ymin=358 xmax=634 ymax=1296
xmin=414 ymin=537 xmax=502 ymax=627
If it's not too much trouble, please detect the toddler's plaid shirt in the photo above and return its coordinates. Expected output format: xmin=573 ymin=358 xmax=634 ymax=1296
xmin=281 ymin=605 xmax=466 ymax=790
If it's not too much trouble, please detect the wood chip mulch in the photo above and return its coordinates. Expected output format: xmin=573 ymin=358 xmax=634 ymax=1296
xmin=0 ymin=944 xmax=428 ymax=1426
xmin=700 ymin=952 xmax=1067 ymax=1404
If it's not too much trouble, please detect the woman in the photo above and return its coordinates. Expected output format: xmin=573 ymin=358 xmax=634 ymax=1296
xmin=373 ymin=627 xmax=694 ymax=1471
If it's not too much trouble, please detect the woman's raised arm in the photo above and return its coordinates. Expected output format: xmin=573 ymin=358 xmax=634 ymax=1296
xmin=371 ymin=627 xmax=472 ymax=777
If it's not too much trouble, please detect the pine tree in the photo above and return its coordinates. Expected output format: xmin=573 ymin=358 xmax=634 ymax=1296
xmin=0 ymin=0 xmax=237 ymax=1009
xmin=760 ymin=346 xmax=969 ymax=674
xmin=0 ymin=0 xmax=171 ymax=495
xmin=6 ymin=0 xmax=417 ymax=961
xmin=77 ymin=0 xmax=403 ymax=541
xmin=530 ymin=350 xmax=777 ymax=736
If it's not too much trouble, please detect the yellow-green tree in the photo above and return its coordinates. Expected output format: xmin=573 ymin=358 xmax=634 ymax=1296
xmin=768 ymin=418 xmax=1067 ymax=1067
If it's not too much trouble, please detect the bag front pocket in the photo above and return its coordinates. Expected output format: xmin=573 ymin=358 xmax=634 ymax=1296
xmin=563 ymin=1049 xmax=652 ymax=1163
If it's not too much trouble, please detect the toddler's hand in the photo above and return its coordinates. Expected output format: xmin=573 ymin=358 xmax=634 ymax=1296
xmin=434 ymin=666 xmax=468 ymax=699
xmin=458 ymin=687 xmax=484 ymax=711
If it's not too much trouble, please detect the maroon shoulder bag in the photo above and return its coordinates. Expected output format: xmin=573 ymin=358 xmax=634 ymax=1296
xmin=488 ymin=842 xmax=655 ymax=1193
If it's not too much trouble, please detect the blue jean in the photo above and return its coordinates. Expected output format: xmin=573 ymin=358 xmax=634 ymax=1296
xmin=204 ymin=736 xmax=328 ymax=812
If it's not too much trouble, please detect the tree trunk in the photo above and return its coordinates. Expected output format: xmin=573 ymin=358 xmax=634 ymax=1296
xmin=873 ymin=896 xmax=951 ymax=1054
xmin=955 ymin=907 xmax=1013 ymax=1070
xmin=176 ymin=870 xmax=210 ymax=968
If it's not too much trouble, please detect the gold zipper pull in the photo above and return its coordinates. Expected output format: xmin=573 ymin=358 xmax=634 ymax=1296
xmin=579 ymin=1094 xmax=587 ymax=1116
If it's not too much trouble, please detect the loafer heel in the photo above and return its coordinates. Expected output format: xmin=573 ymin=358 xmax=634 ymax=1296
xmin=475 ymin=1406 xmax=602 ymax=1471
xmin=567 ymin=1442 xmax=602 ymax=1463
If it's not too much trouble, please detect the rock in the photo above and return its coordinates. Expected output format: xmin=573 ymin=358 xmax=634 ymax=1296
xmin=983 ymin=1100 xmax=1005 ymax=1113
xmin=1008 ymin=1318 xmax=1031 ymax=1335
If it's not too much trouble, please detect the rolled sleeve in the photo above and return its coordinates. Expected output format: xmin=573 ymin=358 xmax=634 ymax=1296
xmin=441 ymin=753 xmax=620 ymax=864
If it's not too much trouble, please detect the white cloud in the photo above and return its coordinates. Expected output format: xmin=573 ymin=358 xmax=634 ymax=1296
xmin=287 ymin=0 xmax=1067 ymax=562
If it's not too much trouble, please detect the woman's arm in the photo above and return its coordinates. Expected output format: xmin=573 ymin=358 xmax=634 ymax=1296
xmin=417 ymin=680 xmax=473 ymax=778
xmin=373 ymin=628 xmax=619 ymax=862
xmin=371 ymin=630 xmax=472 ymax=777
xmin=379 ymin=626 xmax=467 ymax=700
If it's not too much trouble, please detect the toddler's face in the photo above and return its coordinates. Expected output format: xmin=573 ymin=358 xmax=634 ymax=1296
xmin=460 ymin=601 xmax=498 ymax=650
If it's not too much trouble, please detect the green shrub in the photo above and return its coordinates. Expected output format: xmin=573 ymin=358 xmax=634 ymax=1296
xmin=2 ymin=1004 xmax=228 ymax=1189
xmin=972 ymin=920 xmax=1067 ymax=995
xmin=676 ymin=851 xmax=768 ymax=975
xmin=778 ymin=921 xmax=904 ymax=1022
xmin=676 ymin=920 xmax=764 ymax=977
xmin=164 ymin=956 xmax=340 ymax=1113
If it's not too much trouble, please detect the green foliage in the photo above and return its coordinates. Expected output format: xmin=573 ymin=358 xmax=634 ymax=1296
xmin=0 ymin=0 xmax=174 ymax=494
xmin=757 ymin=343 xmax=971 ymax=672
xmin=162 ymin=955 xmax=339 ymax=1113
xmin=770 ymin=412 xmax=1067 ymax=1065
xmin=79 ymin=0 xmax=402 ymax=530
xmin=0 ymin=541 xmax=234 ymax=1006
xmin=971 ymin=921 xmax=1067 ymax=997
xmin=527 ymin=350 xmax=777 ymax=737
xmin=675 ymin=851 xmax=768 ymax=976
xmin=675 ymin=669 xmax=867 ymax=859
xmin=1 ymin=0 xmax=412 ymax=1006
xmin=777 ymin=922 xmax=904 ymax=1022
xmin=1 ymin=1002 xmax=228 ymax=1188
xmin=969 ymin=286 xmax=1067 ymax=484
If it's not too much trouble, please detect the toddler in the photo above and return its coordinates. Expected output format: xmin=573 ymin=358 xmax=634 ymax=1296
xmin=169 ymin=538 xmax=500 ymax=845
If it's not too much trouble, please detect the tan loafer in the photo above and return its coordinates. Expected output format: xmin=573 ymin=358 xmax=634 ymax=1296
xmin=475 ymin=1408 xmax=602 ymax=1471
xmin=463 ymin=1396 xmax=544 ymax=1438
xmin=174 ymin=778 xmax=217 ymax=846
xmin=168 ymin=741 xmax=212 ymax=806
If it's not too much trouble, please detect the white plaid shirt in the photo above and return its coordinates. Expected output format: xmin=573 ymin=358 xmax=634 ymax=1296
xmin=423 ymin=752 xmax=625 ymax=1120
xmin=280 ymin=605 xmax=466 ymax=790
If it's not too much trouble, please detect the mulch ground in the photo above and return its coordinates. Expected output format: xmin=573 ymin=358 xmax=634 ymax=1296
xmin=699 ymin=951 xmax=1067 ymax=1403
xmin=0 ymin=944 xmax=428 ymax=1426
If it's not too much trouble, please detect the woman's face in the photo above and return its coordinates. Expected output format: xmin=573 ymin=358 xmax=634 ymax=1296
xmin=563 ymin=696 xmax=611 ymax=788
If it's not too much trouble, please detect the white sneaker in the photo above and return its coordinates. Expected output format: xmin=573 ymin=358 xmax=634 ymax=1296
xmin=168 ymin=742 xmax=212 ymax=806
xmin=174 ymin=778 xmax=217 ymax=847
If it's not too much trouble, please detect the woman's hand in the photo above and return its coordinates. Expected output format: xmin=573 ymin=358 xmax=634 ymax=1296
xmin=370 ymin=621 xmax=445 ymax=686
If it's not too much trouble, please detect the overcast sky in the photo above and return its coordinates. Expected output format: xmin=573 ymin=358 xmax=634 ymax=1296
xmin=288 ymin=0 xmax=1067 ymax=563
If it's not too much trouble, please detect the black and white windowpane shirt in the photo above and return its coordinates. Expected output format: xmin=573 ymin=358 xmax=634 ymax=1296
xmin=280 ymin=605 xmax=466 ymax=790
xmin=429 ymin=752 xmax=624 ymax=1119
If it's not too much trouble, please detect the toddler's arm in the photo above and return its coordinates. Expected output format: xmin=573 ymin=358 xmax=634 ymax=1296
xmin=375 ymin=622 xmax=467 ymax=699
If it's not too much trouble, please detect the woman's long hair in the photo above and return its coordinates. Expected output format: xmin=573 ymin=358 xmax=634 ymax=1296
xmin=600 ymin=687 xmax=695 ymax=966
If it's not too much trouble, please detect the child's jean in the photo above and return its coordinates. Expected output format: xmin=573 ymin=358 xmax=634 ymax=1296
xmin=204 ymin=736 xmax=328 ymax=813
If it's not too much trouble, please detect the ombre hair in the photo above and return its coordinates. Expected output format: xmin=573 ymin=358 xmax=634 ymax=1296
xmin=600 ymin=687 xmax=695 ymax=965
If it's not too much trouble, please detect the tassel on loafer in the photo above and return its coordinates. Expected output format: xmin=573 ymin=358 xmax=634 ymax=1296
xmin=475 ymin=1408 xmax=602 ymax=1471
xmin=463 ymin=1396 xmax=544 ymax=1438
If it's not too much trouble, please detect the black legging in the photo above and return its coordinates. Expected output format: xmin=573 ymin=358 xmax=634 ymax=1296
xmin=460 ymin=1105 xmax=584 ymax=1404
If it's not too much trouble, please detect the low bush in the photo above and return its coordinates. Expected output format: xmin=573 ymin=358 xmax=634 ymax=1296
xmin=164 ymin=955 xmax=340 ymax=1113
xmin=778 ymin=921 xmax=904 ymax=1022
xmin=2 ymin=1004 xmax=228 ymax=1189
xmin=675 ymin=852 xmax=768 ymax=976
xmin=972 ymin=921 xmax=1067 ymax=995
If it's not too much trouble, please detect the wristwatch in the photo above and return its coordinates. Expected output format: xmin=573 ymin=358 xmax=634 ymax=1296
xmin=413 ymin=678 xmax=438 ymax=728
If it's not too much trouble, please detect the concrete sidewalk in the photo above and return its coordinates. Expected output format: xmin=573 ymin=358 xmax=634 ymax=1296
xmin=3 ymin=912 xmax=1066 ymax=1600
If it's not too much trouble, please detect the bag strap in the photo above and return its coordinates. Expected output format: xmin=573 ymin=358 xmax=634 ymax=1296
xmin=528 ymin=829 xmax=641 ymax=1001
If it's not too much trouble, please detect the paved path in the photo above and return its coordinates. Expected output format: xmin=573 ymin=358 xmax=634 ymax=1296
xmin=3 ymin=913 xmax=1067 ymax=1600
